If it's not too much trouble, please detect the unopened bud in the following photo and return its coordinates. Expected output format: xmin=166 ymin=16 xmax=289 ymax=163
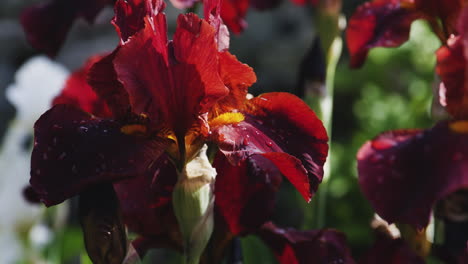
xmin=172 ymin=145 xmax=216 ymax=264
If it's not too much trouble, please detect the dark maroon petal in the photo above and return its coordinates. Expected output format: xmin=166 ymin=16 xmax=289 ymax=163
xmin=357 ymin=121 xmax=468 ymax=229
xmin=346 ymin=0 xmax=424 ymax=68
xmin=53 ymin=55 xmax=112 ymax=118
xmin=359 ymin=233 xmax=424 ymax=264
xmin=257 ymin=222 xmax=355 ymax=264
xmin=114 ymin=13 xmax=227 ymax=137
xmin=87 ymin=50 xmax=131 ymax=118
xmin=113 ymin=155 xmax=182 ymax=250
xmin=20 ymin=0 xmax=113 ymax=56
xmin=31 ymin=104 xmax=168 ymax=206
xmin=213 ymin=153 xmax=282 ymax=235
xmin=220 ymin=0 xmax=249 ymax=34
xmin=211 ymin=92 xmax=328 ymax=201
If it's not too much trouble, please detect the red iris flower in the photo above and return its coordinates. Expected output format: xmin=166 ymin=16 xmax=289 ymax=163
xmin=346 ymin=0 xmax=467 ymax=68
xmin=28 ymin=0 xmax=346 ymax=261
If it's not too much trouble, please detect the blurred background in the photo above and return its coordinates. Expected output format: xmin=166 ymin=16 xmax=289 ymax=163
xmin=0 ymin=0 xmax=439 ymax=263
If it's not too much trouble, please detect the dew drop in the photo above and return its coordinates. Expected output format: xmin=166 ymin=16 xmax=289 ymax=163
xmin=243 ymin=138 xmax=249 ymax=146
xmin=79 ymin=126 xmax=88 ymax=133
xmin=266 ymin=141 xmax=273 ymax=147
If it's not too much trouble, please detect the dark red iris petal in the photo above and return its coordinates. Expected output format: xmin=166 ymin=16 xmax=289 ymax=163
xmin=113 ymin=0 xmax=166 ymax=43
xmin=114 ymin=13 xmax=227 ymax=136
xmin=213 ymin=153 xmax=282 ymax=235
xmin=31 ymin=104 xmax=168 ymax=206
xmin=357 ymin=121 xmax=468 ymax=229
xmin=257 ymin=222 xmax=355 ymax=264
xmin=359 ymin=233 xmax=424 ymax=264
xmin=87 ymin=50 xmax=131 ymax=118
xmin=212 ymin=92 xmax=328 ymax=201
xmin=220 ymin=0 xmax=249 ymax=34
xmin=113 ymin=155 xmax=182 ymax=252
xmin=211 ymin=51 xmax=256 ymax=113
xmin=436 ymin=7 xmax=468 ymax=119
xmin=346 ymin=0 xmax=423 ymax=68
xmin=53 ymin=55 xmax=112 ymax=118
xmin=20 ymin=0 xmax=114 ymax=56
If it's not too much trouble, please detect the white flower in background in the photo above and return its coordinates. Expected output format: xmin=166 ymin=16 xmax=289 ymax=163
xmin=0 ymin=56 xmax=68 ymax=263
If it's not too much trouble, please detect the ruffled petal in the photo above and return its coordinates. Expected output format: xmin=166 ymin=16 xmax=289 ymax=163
xmin=211 ymin=92 xmax=328 ymax=201
xmin=213 ymin=153 xmax=282 ymax=235
xmin=436 ymin=7 xmax=468 ymax=119
xmin=357 ymin=121 xmax=468 ymax=229
xmin=114 ymin=13 xmax=228 ymax=137
xmin=113 ymin=155 xmax=182 ymax=253
xmin=257 ymin=222 xmax=355 ymax=264
xmin=346 ymin=0 xmax=424 ymax=68
xmin=211 ymin=51 xmax=256 ymax=113
xmin=204 ymin=0 xmax=230 ymax=51
xmin=53 ymin=55 xmax=112 ymax=118
xmin=113 ymin=0 xmax=166 ymax=43
xmin=30 ymin=105 xmax=168 ymax=206
xmin=20 ymin=0 xmax=113 ymax=56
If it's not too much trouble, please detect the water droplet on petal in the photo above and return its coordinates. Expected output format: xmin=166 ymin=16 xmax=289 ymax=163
xmin=266 ymin=141 xmax=273 ymax=147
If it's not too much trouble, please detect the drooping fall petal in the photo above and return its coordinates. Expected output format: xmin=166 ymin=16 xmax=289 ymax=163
xmin=346 ymin=0 xmax=424 ymax=68
xmin=53 ymin=55 xmax=112 ymax=118
xmin=257 ymin=222 xmax=355 ymax=264
xmin=113 ymin=155 xmax=182 ymax=253
xmin=357 ymin=121 xmax=468 ymax=229
xmin=113 ymin=13 xmax=228 ymax=138
xmin=359 ymin=233 xmax=424 ymax=264
xmin=20 ymin=0 xmax=114 ymax=56
xmin=211 ymin=92 xmax=328 ymax=201
xmin=30 ymin=104 xmax=169 ymax=206
xmin=213 ymin=153 xmax=282 ymax=235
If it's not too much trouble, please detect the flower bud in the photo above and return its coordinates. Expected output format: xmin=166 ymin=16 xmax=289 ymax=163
xmin=172 ymin=145 xmax=216 ymax=264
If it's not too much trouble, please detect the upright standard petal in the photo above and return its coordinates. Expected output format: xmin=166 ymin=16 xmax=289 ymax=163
xmin=257 ymin=222 xmax=355 ymax=264
xmin=53 ymin=55 xmax=112 ymax=118
xmin=346 ymin=0 xmax=423 ymax=68
xmin=31 ymin=105 xmax=168 ymax=206
xmin=357 ymin=121 xmax=468 ymax=228
xmin=220 ymin=0 xmax=249 ymax=34
xmin=213 ymin=153 xmax=282 ymax=235
xmin=211 ymin=92 xmax=328 ymax=201
xmin=20 ymin=0 xmax=114 ymax=56
xmin=114 ymin=13 xmax=228 ymax=139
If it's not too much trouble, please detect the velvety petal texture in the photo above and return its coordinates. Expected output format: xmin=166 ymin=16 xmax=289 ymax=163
xmin=258 ymin=222 xmax=355 ymax=264
xmin=31 ymin=105 xmax=168 ymax=206
xmin=113 ymin=155 xmax=182 ymax=252
xmin=436 ymin=7 xmax=468 ymax=119
xmin=21 ymin=0 xmax=114 ymax=56
xmin=211 ymin=92 xmax=328 ymax=202
xmin=213 ymin=153 xmax=282 ymax=235
xmin=53 ymin=55 xmax=112 ymax=118
xmin=357 ymin=121 xmax=468 ymax=228
xmin=359 ymin=233 xmax=424 ymax=264
xmin=346 ymin=0 xmax=423 ymax=68
xmin=113 ymin=12 xmax=228 ymax=139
